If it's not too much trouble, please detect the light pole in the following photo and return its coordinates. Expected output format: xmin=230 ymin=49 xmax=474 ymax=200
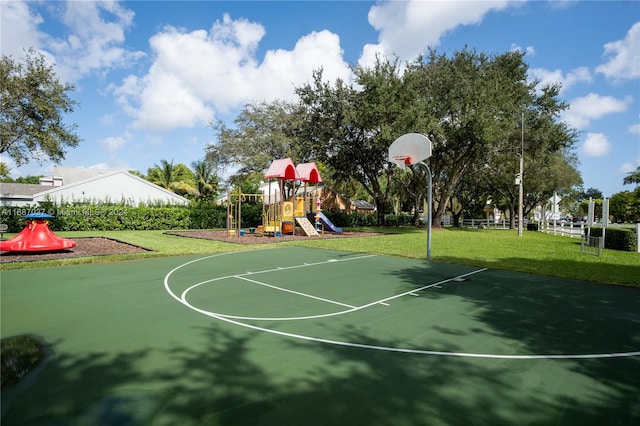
xmin=518 ymin=113 xmax=524 ymax=237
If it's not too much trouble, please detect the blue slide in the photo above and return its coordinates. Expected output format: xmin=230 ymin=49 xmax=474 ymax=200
xmin=307 ymin=212 xmax=343 ymax=234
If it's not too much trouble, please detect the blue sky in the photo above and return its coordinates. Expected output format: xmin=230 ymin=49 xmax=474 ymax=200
xmin=2 ymin=0 xmax=639 ymax=197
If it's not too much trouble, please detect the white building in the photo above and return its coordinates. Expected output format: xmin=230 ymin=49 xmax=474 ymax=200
xmin=0 ymin=167 xmax=189 ymax=207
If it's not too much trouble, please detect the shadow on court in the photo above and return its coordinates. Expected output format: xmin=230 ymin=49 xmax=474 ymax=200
xmin=387 ymin=260 xmax=640 ymax=424
xmin=4 ymin=321 xmax=637 ymax=425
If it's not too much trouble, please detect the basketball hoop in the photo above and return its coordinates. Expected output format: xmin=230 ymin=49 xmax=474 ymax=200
xmin=392 ymin=155 xmax=412 ymax=168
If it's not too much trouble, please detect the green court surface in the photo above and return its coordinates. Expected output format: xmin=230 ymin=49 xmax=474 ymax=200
xmin=1 ymin=246 xmax=639 ymax=425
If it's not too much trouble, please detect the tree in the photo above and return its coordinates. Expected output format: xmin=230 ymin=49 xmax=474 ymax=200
xmin=405 ymin=49 xmax=577 ymax=228
xmin=191 ymin=159 xmax=219 ymax=201
xmin=404 ymin=49 xmax=523 ymax=227
xmin=1 ymin=49 xmax=81 ymax=165
xmin=623 ymin=166 xmax=640 ymax=186
xmin=147 ymin=159 xmax=175 ymax=189
xmin=577 ymin=187 xmax=603 ymax=202
xmin=207 ymin=100 xmax=304 ymax=178
xmin=295 ymin=59 xmax=412 ymax=225
xmin=0 ymin=162 xmax=11 ymax=182
xmin=390 ymin=165 xmax=429 ymax=225
xmin=146 ymin=159 xmax=198 ymax=197
xmin=609 ymin=190 xmax=640 ymax=223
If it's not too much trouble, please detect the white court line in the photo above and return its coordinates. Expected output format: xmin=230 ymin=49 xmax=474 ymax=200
xmin=182 ymin=268 xmax=488 ymax=321
xmin=201 ymin=309 xmax=640 ymax=360
xmin=163 ymin=251 xmax=640 ymax=359
xmin=235 ymin=275 xmax=356 ymax=309
xmin=181 ymin=254 xmax=377 ymax=297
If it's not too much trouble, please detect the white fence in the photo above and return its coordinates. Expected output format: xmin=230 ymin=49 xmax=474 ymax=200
xmin=538 ymin=221 xmax=585 ymax=238
xmin=462 ymin=218 xmax=639 ymax=253
xmin=461 ymin=219 xmax=511 ymax=229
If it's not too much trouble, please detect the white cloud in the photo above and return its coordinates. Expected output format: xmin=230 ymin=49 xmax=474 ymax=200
xmin=116 ymin=15 xmax=352 ymax=131
xmin=510 ymin=43 xmax=535 ymax=56
xmin=581 ymin=133 xmax=612 ymax=157
xmin=51 ymin=1 xmax=145 ymax=82
xmin=100 ymin=135 xmax=128 ymax=152
xmin=528 ymin=66 xmax=592 ymax=93
xmin=99 ymin=114 xmax=116 ymax=126
xmin=2 ymin=0 xmax=145 ymax=83
xmin=0 ymin=0 xmax=44 ymax=58
xmin=596 ymin=21 xmax=640 ymax=80
xmin=86 ymin=160 xmax=132 ymax=171
xmin=616 ymin=162 xmax=638 ymax=174
xmin=359 ymin=0 xmax=511 ymax=67
xmin=88 ymin=163 xmax=111 ymax=170
xmin=629 ymin=123 xmax=640 ymax=135
xmin=562 ymin=93 xmax=631 ymax=130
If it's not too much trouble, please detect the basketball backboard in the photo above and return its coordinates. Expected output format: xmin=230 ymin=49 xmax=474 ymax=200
xmin=388 ymin=133 xmax=432 ymax=168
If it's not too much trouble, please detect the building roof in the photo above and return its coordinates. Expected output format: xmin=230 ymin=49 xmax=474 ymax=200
xmin=0 ymin=183 xmax=48 ymax=197
xmin=33 ymin=169 xmax=189 ymax=202
xmin=351 ymin=200 xmax=375 ymax=210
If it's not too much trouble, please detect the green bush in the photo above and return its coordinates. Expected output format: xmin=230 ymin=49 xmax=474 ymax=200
xmin=323 ymin=211 xmax=377 ymax=228
xmin=385 ymin=213 xmax=413 ymax=227
xmin=0 ymin=205 xmax=230 ymax=232
xmin=589 ymin=227 xmax=637 ymax=252
xmin=240 ymin=203 xmax=264 ymax=228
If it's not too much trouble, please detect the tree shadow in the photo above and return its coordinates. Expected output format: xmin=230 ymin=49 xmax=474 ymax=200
xmin=1 ymin=341 xmax=151 ymax=424
xmin=385 ymin=259 xmax=640 ymax=423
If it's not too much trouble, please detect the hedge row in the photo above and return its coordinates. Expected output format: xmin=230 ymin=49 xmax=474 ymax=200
xmin=0 ymin=205 xmax=235 ymax=232
xmin=323 ymin=212 xmax=415 ymax=227
xmin=0 ymin=204 xmax=314 ymax=232
xmin=2 ymin=205 xmax=427 ymax=232
xmin=589 ymin=227 xmax=637 ymax=252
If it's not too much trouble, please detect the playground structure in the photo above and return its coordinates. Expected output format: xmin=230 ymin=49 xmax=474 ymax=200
xmin=0 ymin=213 xmax=76 ymax=252
xmin=226 ymin=189 xmax=264 ymax=237
xmin=226 ymin=158 xmax=342 ymax=238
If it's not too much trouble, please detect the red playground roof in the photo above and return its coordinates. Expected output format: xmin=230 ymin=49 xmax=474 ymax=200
xmin=296 ymin=162 xmax=322 ymax=183
xmin=264 ymin=158 xmax=301 ymax=180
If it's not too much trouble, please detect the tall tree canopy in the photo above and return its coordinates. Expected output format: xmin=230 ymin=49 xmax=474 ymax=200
xmin=295 ymin=59 xmax=412 ymax=225
xmin=404 ymin=48 xmax=577 ymax=227
xmin=207 ymin=100 xmax=304 ymax=179
xmin=1 ymin=50 xmax=81 ymax=165
xmin=207 ymin=47 xmax=579 ymax=227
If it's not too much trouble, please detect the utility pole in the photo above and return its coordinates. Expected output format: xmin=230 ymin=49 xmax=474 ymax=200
xmin=518 ymin=112 xmax=524 ymax=237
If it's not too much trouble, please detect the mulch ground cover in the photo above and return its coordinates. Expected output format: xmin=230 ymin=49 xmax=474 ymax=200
xmin=0 ymin=237 xmax=150 ymax=263
xmin=0 ymin=230 xmax=385 ymax=263
xmin=165 ymin=229 xmax=385 ymax=244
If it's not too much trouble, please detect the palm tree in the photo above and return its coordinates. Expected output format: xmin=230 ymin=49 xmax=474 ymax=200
xmin=191 ymin=159 xmax=219 ymax=200
xmin=146 ymin=159 xmax=175 ymax=189
xmin=623 ymin=166 xmax=640 ymax=186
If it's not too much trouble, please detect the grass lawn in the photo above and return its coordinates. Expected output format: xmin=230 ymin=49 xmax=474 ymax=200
xmin=1 ymin=227 xmax=638 ymax=287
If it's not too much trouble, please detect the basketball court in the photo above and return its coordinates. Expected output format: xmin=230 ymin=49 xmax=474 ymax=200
xmin=2 ymin=246 xmax=639 ymax=425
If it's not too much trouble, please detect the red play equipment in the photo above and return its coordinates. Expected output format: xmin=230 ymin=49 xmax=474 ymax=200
xmin=0 ymin=213 xmax=76 ymax=252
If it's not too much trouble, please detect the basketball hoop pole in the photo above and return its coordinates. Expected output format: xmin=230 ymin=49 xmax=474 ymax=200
xmin=418 ymin=161 xmax=433 ymax=261
xmin=389 ymin=133 xmax=433 ymax=261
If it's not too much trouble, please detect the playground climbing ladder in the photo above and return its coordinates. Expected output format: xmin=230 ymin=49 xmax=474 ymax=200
xmin=295 ymin=216 xmax=319 ymax=236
